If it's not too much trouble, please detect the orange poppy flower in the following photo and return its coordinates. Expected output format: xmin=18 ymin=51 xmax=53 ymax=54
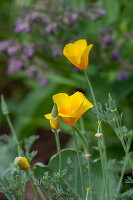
xmin=51 ymin=92 xmax=93 ymax=126
xmin=63 ymin=39 xmax=93 ymax=70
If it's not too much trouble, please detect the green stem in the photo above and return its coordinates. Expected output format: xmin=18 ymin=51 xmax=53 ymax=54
xmin=32 ymin=174 xmax=46 ymax=200
xmin=5 ymin=115 xmax=22 ymax=155
xmin=74 ymin=126 xmax=93 ymax=200
xmin=115 ymin=155 xmax=128 ymax=199
xmin=98 ymin=138 xmax=110 ymax=200
xmin=84 ymin=69 xmax=110 ymax=200
xmin=79 ymin=117 xmax=85 ymax=131
xmin=120 ymin=138 xmax=133 ymax=170
xmin=27 ymin=172 xmax=38 ymax=200
xmin=54 ymin=131 xmax=62 ymax=182
xmin=74 ymin=126 xmax=88 ymax=154
xmin=86 ymin=158 xmax=93 ymax=200
xmin=116 ymin=118 xmax=133 ymax=170
xmin=84 ymin=70 xmax=97 ymax=105
xmin=85 ymin=190 xmax=89 ymax=200
xmin=72 ymin=127 xmax=84 ymax=199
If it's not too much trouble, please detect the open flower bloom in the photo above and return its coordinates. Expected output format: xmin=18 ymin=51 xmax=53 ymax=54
xmin=48 ymin=92 xmax=93 ymax=126
xmin=44 ymin=103 xmax=59 ymax=130
xmin=14 ymin=156 xmax=30 ymax=170
xmin=63 ymin=39 xmax=93 ymax=70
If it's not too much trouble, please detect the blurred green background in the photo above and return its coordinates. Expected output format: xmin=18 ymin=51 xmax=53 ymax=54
xmin=0 ymin=0 xmax=133 ymax=177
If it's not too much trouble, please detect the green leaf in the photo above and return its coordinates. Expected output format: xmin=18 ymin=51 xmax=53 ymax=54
xmin=14 ymin=82 xmax=57 ymax=139
xmin=34 ymin=149 xmax=119 ymax=200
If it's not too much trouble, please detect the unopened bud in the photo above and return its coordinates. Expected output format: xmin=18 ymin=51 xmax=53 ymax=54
xmin=50 ymin=104 xmax=59 ymax=130
xmin=1 ymin=95 xmax=9 ymax=115
xmin=51 ymin=103 xmax=58 ymax=118
xmin=85 ymin=153 xmax=91 ymax=158
xmin=95 ymin=133 xmax=102 ymax=138
xmin=50 ymin=116 xmax=59 ymax=130
xmin=14 ymin=156 xmax=30 ymax=170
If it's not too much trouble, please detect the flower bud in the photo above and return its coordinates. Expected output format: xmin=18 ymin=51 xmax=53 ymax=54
xmin=1 ymin=95 xmax=9 ymax=115
xmin=14 ymin=156 xmax=30 ymax=170
xmin=50 ymin=104 xmax=59 ymax=130
xmin=95 ymin=133 xmax=102 ymax=138
xmin=50 ymin=116 xmax=59 ymax=130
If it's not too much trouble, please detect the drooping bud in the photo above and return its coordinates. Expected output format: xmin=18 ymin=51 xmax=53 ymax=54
xmin=85 ymin=153 xmax=91 ymax=158
xmin=14 ymin=156 xmax=30 ymax=170
xmin=1 ymin=95 xmax=9 ymax=115
xmin=50 ymin=104 xmax=59 ymax=130
xmin=95 ymin=133 xmax=102 ymax=138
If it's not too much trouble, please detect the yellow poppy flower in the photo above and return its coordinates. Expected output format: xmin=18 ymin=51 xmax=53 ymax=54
xmin=63 ymin=39 xmax=93 ymax=70
xmin=14 ymin=156 xmax=30 ymax=170
xmin=51 ymin=92 xmax=93 ymax=126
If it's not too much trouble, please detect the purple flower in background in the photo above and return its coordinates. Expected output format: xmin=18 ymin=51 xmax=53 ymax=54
xmin=38 ymin=75 xmax=48 ymax=86
xmin=111 ymin=51 xmax=121 ymax=62
xmin=15 ymin=23 xmax=30 ymax=33
xmin=46 ymin=23 xmax=57 ymax=34
xmin=72 ymin=66 xmax=79 ymax=72
xmin=107 ymin=26 xmax=114 ymax=33
xmin=70 ymin=12 xmax=78 ymax=25
xmin=98 ymin=9 xmax=106 ymax=15
xmin=0 ymin=41 xmax=9 ymax=52
xmin=7 ymin=58 xmax=22 ymax=74
xmin=7 ymin=46 xmax=19 ymax=55
xmin=99 ymin=29 xmax=106 ymax=35
xmin=72 ymin=13 xmax=78 ymax=20
xmin=27 ymin=66 xmax=36 ymax=78
xmin=118 ymin=71 xmax=128 ymax=81
xmin=101 ymin=35 xmax=112 ymax=45
xmin=53 ymin=49 xmax=62 ymax=60
xmin=24 ymin=44 xmax=34 ymax=58
xmin=26 ymin=12 xmax=39 ymax=21
xmin=65 ymin=11 xmax=78 ymax=25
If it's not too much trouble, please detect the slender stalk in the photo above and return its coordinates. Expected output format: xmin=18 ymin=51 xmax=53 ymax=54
xmin=85 ymin=188 xmax=89 ymax=200
xmin=5 ymin=115 xmax=22 ymax=155
xmin=98 ymin=138 xmax=110 ymax=200
xmin=74 ymin=126 xmax=93 ymax=200
xmin=116 ymin=118 xmax=133 ymax=170
xmin=115 ymin=155 xmax=128 ymax=199
xmin=84 ymin=70 xmax=97 ymax=105
xmin=27 ymin=172 xmax=38 ymax=200
xmin=79 ymin=117 xmax=85 ymax=131
xmin=54 ymin=130 xmax=62 ymax=182
xmin=121 ymin=140 xmax=133 ymax=170
xmin=84 ymin=69 xmax=110 ymax=200
xmin=72 ymin=127 xmax=84 ymax=199
xmin=74 ymin=126 xmax=88 ymax=154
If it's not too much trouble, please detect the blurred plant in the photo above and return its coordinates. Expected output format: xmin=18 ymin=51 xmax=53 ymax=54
xmin=36 ymin=170 xmax=76 ymax=200
xmin=2 ymin=0 xmax=131 ymax=87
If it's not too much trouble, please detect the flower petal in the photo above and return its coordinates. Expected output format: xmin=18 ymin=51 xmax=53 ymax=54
xmin=63 ymin=39 xmax=87 ymax=68
xmin=63 ymin=43 xmax=80 ymax=67
xmin=59 ymin=113 xmax=76 ymax=126
xmin=53 ymin=93 xmax=71 ymax=115
xmin=70 ymin=91 xmax=94 ymax=120
xmin=73 ymin=39 xmax=87 ymax=56
xmin=44 ymin=113 xmax=51 ymax=120
xmin=19 ymin=157 xmax=30 ymax=170
xmin=70 ymin=92 xmax=86 ymax=113
xmin=79 ymin=44 xmax=93 ymax=70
